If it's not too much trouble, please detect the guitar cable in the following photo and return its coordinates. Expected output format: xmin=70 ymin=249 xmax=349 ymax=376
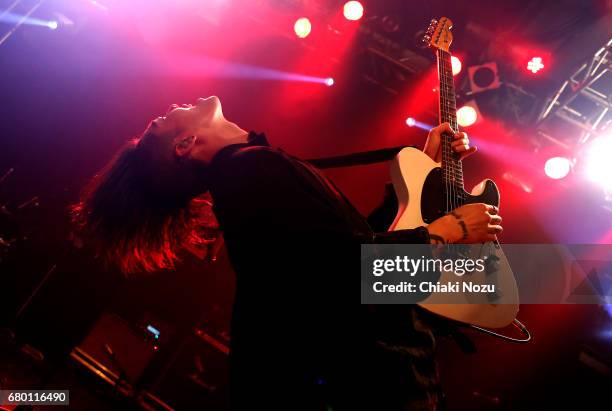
xmin=467 ymin=318 xmax=531 ymax=343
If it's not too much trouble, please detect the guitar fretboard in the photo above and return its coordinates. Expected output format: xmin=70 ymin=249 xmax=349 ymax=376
xmin=437 ymin=49 xmax=464 ymax=196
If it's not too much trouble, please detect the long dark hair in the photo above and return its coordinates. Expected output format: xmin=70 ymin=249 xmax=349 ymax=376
xmin=71 ymin=129 xmax=216 ymax=274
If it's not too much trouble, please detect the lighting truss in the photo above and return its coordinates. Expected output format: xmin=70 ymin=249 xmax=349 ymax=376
xmin=354 ymin=24 xmax=431 ymax=95
xmin=537 ymin=38 xmax=612 ymax=145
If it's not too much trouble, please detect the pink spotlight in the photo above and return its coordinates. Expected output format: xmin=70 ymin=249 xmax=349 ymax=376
xmin=294 ymin=17 xmax=312 ymax=38
xmin=451 ymin=55 xmax=462 ymax=76
xmin=343 ymin=1 xmax=364 ymax=21
xmin=544 ymin=157 xmax=571 ymax=180
xmin=527 ymin=57 xmax=544 ymax=74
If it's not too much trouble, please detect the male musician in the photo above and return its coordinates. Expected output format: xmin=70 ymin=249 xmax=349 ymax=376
xmin=73 ymin=96 xmax=501 ymax=410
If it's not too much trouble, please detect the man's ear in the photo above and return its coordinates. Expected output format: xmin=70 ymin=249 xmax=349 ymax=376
xmin=174 ymin=135 xmax=197 ymax=157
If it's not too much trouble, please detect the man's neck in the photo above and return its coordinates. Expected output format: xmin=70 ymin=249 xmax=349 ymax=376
xmin=205 ymin=126 xmax=249 ymax=164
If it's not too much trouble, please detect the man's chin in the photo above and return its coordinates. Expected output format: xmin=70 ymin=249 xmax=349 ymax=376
xmin=196 ymin=96 xmax=220 ymax=107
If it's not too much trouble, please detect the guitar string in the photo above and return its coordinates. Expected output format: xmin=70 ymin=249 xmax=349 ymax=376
xmin=444 ymin=50 xmax=455 ymax=211
xmin=450 ymin=51 xmax=461 ymax=209
xmin=443 ymin=49 xmax=453 ymax=214
xmin=443 ymin=50 xmax=456 ymax=211
xmin=437 ymin=49 xmax=451 ymax=218
xmin=439 ymin=49 xmax=456 ymax=213
xmin=439 ymin=49 xmax=447 ymax=216
xmin=449 ymin=49 xmax=464 ymax=208
xmin=449 ymin=51 xmax=460 ymax=209
xmin=450 ymin=49 xmax=465 ymax=207
xmin=441 ymin=50 xmax=464 ymax=209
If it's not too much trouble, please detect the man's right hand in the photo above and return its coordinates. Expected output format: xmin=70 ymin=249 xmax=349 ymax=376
xmin=427 ymin=203 xmax=502 ymax=244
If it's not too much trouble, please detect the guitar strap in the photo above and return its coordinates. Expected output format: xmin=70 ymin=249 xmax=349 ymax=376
xmin=306 ymin=145 xmax=413 ymax=169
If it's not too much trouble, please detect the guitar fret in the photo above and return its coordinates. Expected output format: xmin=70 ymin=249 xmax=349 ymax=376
xmin=437 ymin=48 xmax=464 ymax=203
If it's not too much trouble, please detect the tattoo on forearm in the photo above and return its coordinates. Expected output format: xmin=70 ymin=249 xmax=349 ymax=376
xmin=429 ymin=234 xmax=446 ymax=244
xmin=450 ymin=211 xmax=469 ymax=241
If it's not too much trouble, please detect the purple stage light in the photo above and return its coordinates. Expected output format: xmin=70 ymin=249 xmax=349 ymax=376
xmin=0 ymin=12 xmax=59 ymax=30
xmin=404 ymin=117 xmax=432 ymax=131
xmin=163 ymin=54 xmax=333 ymax=86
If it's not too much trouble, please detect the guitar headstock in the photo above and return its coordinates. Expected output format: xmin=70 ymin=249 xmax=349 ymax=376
xmin=422 ymin=17 xmax=453 ymax=52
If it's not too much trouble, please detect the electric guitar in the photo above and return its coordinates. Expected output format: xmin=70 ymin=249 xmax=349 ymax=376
xmin=389 ymin=17 xmax=519 ymax=328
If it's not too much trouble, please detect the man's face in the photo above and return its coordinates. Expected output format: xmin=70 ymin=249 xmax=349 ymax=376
xmin=149 ymin=95 xmax=223 ymax=138
xmin=144 ymin=96 xmax=246 ymax=163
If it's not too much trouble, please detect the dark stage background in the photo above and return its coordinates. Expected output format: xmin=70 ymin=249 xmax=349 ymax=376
xmin=1 ymin=0 xmax=612 ymax=410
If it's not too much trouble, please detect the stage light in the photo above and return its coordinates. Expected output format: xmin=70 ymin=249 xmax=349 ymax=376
xmin=162 ymin=53 xmax=335 ymax=86
xmin=404 ymin=117 xmax=432 ymax=131
xmin=503 ymin=172 xmax=533 ymax=193
xmin=451 ymin=55 xmax=462 ymax=76
xmin=585 ymin=135 xmax=612 ymax=189
xmin=468 ymin=62 xmax=500 ymax=93
xmin=527 ymin=57 xmax=544 ymax=74
xmin=325 ymin=77 xmax=334 ymax=87
xmin=457 ymin=105 xmax=478 ymax=127
xmin=146 ymin=325 xmax=161 ymax=339
xmin=343 ymin=1 xmax=364 ymax=21
xmin=294 ymin=17 xmax=312 ymax=39
xmin=0 ymin=12 xmax=60 ymax=30
xmin=545 ymin=157 xmax=571 ymax=180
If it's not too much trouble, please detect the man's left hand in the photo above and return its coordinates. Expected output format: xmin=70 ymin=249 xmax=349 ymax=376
xmin=423 ymin=122 xmax=477 ymax=163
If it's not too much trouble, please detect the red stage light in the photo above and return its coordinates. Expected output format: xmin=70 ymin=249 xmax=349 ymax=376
xmin=343 ymin=1 xmax=364 ymax=21
xmin=527 ymin=57 xmax=544 ymax=74
xmin=294 ymin=17 xmax=312 ymax=38
xmin=451 ymin=55 xmax=462 ymax=76
xmin=457 ymin=105 xmax=478 ymax=127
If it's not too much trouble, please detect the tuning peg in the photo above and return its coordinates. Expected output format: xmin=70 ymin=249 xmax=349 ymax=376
xmin=422 ymin=35 xmax=431 ymax=43
xmin=430 ymin=18 xmax=438 ymax=24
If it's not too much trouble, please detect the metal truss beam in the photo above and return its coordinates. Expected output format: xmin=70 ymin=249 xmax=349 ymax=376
xmin=538 ymin=38 xmax=612 ymax=145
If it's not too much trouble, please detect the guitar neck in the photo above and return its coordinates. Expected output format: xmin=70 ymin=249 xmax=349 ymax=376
xmin=436 ymin=49 xmax=464 ymax=190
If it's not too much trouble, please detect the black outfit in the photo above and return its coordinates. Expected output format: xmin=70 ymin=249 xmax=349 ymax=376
xmin=208 ymin=132 xmax=441 ymax=410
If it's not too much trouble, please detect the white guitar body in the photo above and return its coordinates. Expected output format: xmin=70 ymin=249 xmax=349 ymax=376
xmin=389 ymin=147 xmax=519 ymax=328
